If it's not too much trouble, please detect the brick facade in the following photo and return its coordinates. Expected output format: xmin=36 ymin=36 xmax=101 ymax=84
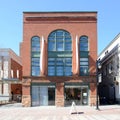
xmin=0 ymin=49 xmax=22 ymax=102
xmin=21 ymin=12 xmax=97 ymax=107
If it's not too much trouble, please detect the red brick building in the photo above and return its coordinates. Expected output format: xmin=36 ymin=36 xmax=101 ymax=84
xmin=0 ymin=48 xmax=22 ymax=102
xmin=21 ymin=12 xmax=97 ymax=107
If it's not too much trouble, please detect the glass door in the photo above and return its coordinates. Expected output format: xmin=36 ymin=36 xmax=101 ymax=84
xmin=31 ymin=84 xmax=55 ymax=107
xmin=81 ymin=87 xmax=88 ymax=105
xmin=40 ymin=86 xmax=48 ymax=106
xmin=32 ymin=86 xmax=40 ymax=106
xmin=64 ymin=85 xmax=88 ymax=106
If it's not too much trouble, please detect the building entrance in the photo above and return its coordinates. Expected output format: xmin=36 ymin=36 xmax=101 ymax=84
xmin=31 ymin=84 xmax=55 ymax=106
xmin=65 ymin=85 xmax=88 ymax=106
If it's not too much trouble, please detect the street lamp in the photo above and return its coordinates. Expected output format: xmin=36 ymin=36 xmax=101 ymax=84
xmin=96 ymin=60 xmax=101 ymax=110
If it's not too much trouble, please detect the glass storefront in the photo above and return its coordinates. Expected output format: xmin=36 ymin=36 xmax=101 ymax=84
xmin=31 ymin=84 xmax=55 ymax=106
xmin=65 ymin=84 xmax=89 ymax=106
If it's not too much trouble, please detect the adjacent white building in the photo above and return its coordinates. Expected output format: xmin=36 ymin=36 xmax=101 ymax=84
xmin=98 ymin=33 xmax=120 ymax=104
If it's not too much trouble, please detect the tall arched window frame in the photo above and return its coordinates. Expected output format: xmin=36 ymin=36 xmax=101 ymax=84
xmin=80 ymin=36 xmax=88 ymax=51
xmin=31 ymin=36 xmax=40 ymax=76
xmin=48 ymin=30 xmax=72 ymax=76
xmin=79 ymin=35 xmax=89 ymax=76
xmin=48 ymin=30 xmax=72 ymax=51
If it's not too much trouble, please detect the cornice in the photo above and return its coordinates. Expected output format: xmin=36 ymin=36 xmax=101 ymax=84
xmin=25 ymin=16 xmax=97 ymax=22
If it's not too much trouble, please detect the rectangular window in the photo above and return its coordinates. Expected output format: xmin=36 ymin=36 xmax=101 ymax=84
xmin=48 ymin=58 xmax=55 ymax=76
xmin=48 ymin=58 xmax=72 ymax=76
xmin=32 ymin=84 xmax=55 ymax=106
xmin=32 ymin=66 xmax=40 ymax=76
xmin=80 ymin=58 xmax=89 ymax=76
xmin=31 ymin=58 xmax=40 ymax=76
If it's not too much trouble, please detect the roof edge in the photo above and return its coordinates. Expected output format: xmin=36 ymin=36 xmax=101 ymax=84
xmin=98 ymin=33 xmax=120 ymax=57
xmin=23 ymin=11 xmax=97 ymax=14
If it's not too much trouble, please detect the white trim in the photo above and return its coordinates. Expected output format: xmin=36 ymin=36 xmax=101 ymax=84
xmin=40 ymin=36 xmax=45 ymax=72
xmin=11 ymin=70 xmax=13 ymax=78
xmin=76 ymin=35 xmax=79 ymax=73
xmin=17 ymin=70 xmax=19 ymax=78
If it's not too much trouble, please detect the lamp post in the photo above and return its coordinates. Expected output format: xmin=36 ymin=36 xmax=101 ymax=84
xmin=96 ymin=60 xmax=101 ymax=110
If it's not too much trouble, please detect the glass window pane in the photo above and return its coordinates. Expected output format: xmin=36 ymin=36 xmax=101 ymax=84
xmin=56 ymin=37 xmax=63 ymax=41
xmin=32 ymin=66 xmax=40 ymax=76
xmin=65 ymin=36 xmax=71 ymax=40
xmin=32 ymin=61 xmax=39 ymax=66
xmin=48 ymin=58 xmax=55 ymax=65
xmin=31 ymin=52 xmax=40 ymax=57
xmin=80 ymin=44 xmax=88 ymax=51
xmin=65 ymin=58 xmax=72 ymax=66
xmin=48 ymin=42 xmax=55 ymax=51
xmin=48 ymin=37 xmax=55 ymax=41
xmin=56 ymin=31 xmax=63 ymax=36
xmin=80 ymin=36 xmax=88 ymax=51
xmin=32 ymin=47 xmax=40 ymax=52
xmin=56 ymin=41 xmax=63 ymax=51
xmin=31 ymin=36 xmax=40 ymax=52
xmin=80 ymin=62 xmax=88 ymax=65
xmin=48 ymin=66 xmax=55 ymax=76
xmin=65 ymin=32 xmax=70 ymax=36
xmin=65 ymin=42 xmax=71 ymax=51
xmin=56 ymin=66 xmax=63 ymax=76
xmin=65 ymin=66 xmax=72 ymax=76
xmin=80 ymin=57 xmax=89 ymax=76
xmin=80 ymin=66 xmax=88 ymax=75
xmin=80 ymin=36 xmax=88 ymax=41
xmin=56 ymin=58 xmax=64 ymax=65
xmin=80 ymin=58 xmax=88 ymax=61
xmin=48 ymin=30 xmax=71 ymax=51
xmin=50 ymin=32 xmax=56 ymax=37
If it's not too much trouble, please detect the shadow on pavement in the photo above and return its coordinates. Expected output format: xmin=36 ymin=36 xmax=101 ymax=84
xmin=71 ymin=112 xmax=84 ymax=114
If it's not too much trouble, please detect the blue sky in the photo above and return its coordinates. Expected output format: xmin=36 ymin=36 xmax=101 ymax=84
xmin=0 ymin=0 xmax=120 ymax=55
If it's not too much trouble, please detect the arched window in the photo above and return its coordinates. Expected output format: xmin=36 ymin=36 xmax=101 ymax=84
xmin=31 ymin=36 xmax=40 ymax=76
xmin=48 ymin=30 xmax=72 ymax=51
xmin=80 ymin=36 xmax=88 ymax=51
xmin=48 ymin=30 xmax=72 ymax=76
xmin=79 ymin=35 xmax=89 ymax=76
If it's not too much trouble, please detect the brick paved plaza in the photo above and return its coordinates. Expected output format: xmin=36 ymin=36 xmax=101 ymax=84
xmin=0 ymin=103 xmax=120 ymax=120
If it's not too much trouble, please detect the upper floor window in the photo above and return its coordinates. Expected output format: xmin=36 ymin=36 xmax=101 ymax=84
xmin=80 ymin=58 xmax=89 ymax=76
xmin=31 ymin=36 xmax=40 ymax=52
xmin=48 ymin=30 xmax=72 ymax=51
xmin=48 ymin=58 xmax=72 ymax=76
xmin=31 ymin=36 xmax=40 ymax=76
xmin=48 ymin=30 xmax=72 ymax=76
xmin=80 ymin=36 xmax=88 ymax=51
xmin=79 ymin=35 xmax=89 ymax=76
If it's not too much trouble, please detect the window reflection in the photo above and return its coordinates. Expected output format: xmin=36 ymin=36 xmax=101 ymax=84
xmin=31 ymin=36 xmax=40 ymax=76
xmin=80 ymin=58 xmax=89 ymax=76
xmin=48 ymin=30 xmax=71 ymax=51
xmin=80 ymin=36 xmax=89 ymax=76
xmin=80 ymin=36 xmax=88 ymax=51
xmin=48 ymin=30 xmax=72 ymax=76
xmin=48 ymin=58 xmax=72 ymax=76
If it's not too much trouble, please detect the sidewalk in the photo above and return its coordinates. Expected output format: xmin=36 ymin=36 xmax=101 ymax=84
xmin=0 ymin=104 xmax=120 ymax=120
